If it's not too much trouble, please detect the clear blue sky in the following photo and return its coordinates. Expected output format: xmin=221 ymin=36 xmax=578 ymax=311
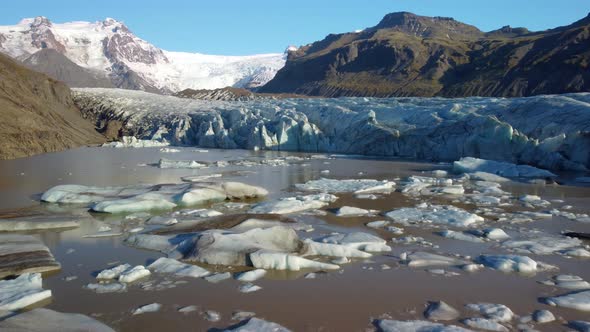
xmin=1 ymin=0 xmax=588 ymax=55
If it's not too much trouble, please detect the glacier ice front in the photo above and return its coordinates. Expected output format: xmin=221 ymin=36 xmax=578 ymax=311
xmin=73 ymin=88 xmax=590 ymax=172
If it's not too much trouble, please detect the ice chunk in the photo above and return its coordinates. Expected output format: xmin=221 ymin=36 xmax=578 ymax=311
xmin=468 ymin=172 xmax=510 ymax=182
xmin=238 ymin=283 xmax=262 ymax=293
xmin=477 ymin=255 xmax=538 ymax=274
xmin=317 ymin=232 xmax=391 ymax=252
xmin=0 ymin=273 xmax=52 ymax=311
xmin=85 ymin=282 xmax=127 ymax=293
xmin=204 ymin=310 xmax=221 ymax=321
xmin=569 ymin=320 xmax=590 ymax=332
xmin=540 ymin=275 xmax=590 ymax=290
xmin=465 ymin=303 xmax=514 ymax=322
xmin=385 ymin=204 xmax=483 ymax=228
xmin=405 ymin=252 xmax=467 ymax=268
xmin=160 ymin=147 xmax=181 ymax=153
xmin=483 ymin=228 xmax=510 ymax=240
xmin=545 ymin=290 xmax=590 ymax=311
xmin=295 ymin=178 xmax=395 ymax=194
xmin=103 ymin=136 xmax=168 ymax=148
xmin=502 ymin=235 xmax=583 ymax=255
xmin=334 ymin=206 xmax=377 ymax=216
xmin=453 ymin=157 xmax=556 ymax=178
xmin=224 ymin=317 xmax=292 ymax=331
xmin=118 ymin=265 xmax=150 ymax=283
xmin=424 ymin=301 xmax=460 ymax=321
xmin=0 ymin=308 xmax=115 ymax=332
xmin=96 ymin=264 xmax=131 ymax=280
xmin=159 ymin=158 xmax=207 ymax=169
xmin=132 ymin=303 xmax=162 ymax=315
xmin=532 ymin=309 xmax=555 ymax=323
xmin=249 ymin=194 xmax=337 ymax=214
xmin=235 ymin=269 xmax=267 ymax=282
xmin=204 ymin=272 xmax=232 ymax=283
xmin=148 ymin=257 xmax=210 ymax=278
xmin=146 ymin=216 xmax=178 ymax=225
xmin=92 ymin=193 xmax=178 ymax=213
xmin=302 ymin=239 xmax=372 ymax=258
xmin=249 ymin=250 xmax=339 ymax=271
xmin=377 ymin=319 xmax=472 ymax=332
xmin=439 ymin=230 xmax=484 ymax=243
xmin=462 ymin=318 xmax=508 ymax=331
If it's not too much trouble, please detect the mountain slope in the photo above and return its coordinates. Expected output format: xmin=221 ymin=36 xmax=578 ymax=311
xmin=260 ymin=12 xmax=590 ymax=97
xmin=22 ymin=48 xmax=114 ymax=88
xmin=0 ymin=52 xmax=105 ymax=159
xmin=0 ymin=17 xmax=285 ymax=93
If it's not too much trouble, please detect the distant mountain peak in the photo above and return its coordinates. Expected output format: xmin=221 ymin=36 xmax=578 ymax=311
xmin=31 ymin=16 xmax=52 ymax=28
xmin=372 ymin=11 xmax=482 ymax=39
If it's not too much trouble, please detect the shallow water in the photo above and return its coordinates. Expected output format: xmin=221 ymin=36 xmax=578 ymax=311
xmin=1 ymin=147 xmax=589 ymax=331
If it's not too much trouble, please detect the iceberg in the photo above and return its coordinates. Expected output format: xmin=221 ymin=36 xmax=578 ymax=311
xmin=477 ymin=255 xmax=538 ymax=274
xmin=424 ymin=301 xmax=460 ymax=321
xmin=545 ymin=290 xmax=590 ymax=311
xmin=295 ymin=178 xmax=395 ymax=194
xmin=235 ymin=269 xmax=267 ymax=282
xmin=465 ymin=303 xmax=514 ymax=322
xmin=376 ymin=319 xmax=472 ymax=332
xmin=147 ymin=257 xmax=210 ymax=278
xmin=0 ymin=234 xmax=60 ymax=278
xmin=249 ymin=194 xmax=337 ymax=214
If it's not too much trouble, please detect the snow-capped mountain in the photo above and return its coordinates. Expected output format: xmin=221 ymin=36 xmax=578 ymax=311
xmin=0 ymin=16 xmax=286 ymax=93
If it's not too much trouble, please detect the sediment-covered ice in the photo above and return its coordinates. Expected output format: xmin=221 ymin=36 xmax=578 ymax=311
xmin=453 ymin=157 xmax=557 ymax=178
xmin=0 ymin=273 xmax=52 ymax=311
xmin=0 ymin=234 xmax=60 ymax=278
xmin=385 ymin=203 xmax=484 ymax=228
xmin=377 ymin=319 xmax=473 ymax=332
xmin=0 ymin=308 xmax=116 ymax=332
xmin=74 ymin=89 xmax=590 ymax=172
xmin=0 ymin=215 xmax=80 ymax=231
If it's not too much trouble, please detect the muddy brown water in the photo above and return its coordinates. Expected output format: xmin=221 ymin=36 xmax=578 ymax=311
xmin=0 ymin=147 xmax=589 ymax=331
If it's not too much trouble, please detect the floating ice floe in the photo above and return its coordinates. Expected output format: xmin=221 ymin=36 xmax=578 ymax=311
xmin=0 ymin=308 xmax=115 ymax=332
xmin=203 ymin=310 xmax=221 ymax=321
xmin=501 ymin=233 xmax=584 ymax=255
xmin=204 ymin=272 xmax=231 ymax=283
xmin=334 ymin=206 xmax=377 ymax=217
xmin=160 ymin=147 xmax=181 ymax=153
xmin=178 ymin=305 xmax=198 ymax=313
xmin=249 ymin=251 xmax=339 ymax=271
xmin=85 ymin=282 xmax=127 ymax=293
xmin=467 ymin=172 xmax=510 ymax=183
xmin=132 ymin=303 xmax=162 ymax=315
xmin=0 ymin=215 xmax=80 ymax=232
xmin=238 ymin=283 xmax=262 ymax=293
xmin=249 ymin=194 xmax=337 ymax=214
xmin=295 ymin=178 xmax=395 ymax=194
xmin=453 ymin=157 xmax=556 ymax=178
xmin=424 ymin=301 xmax=460 ymax=321
xmin=146 ymin=216 xmax=178 ymax=226
xmin=477 ymin=254 xmax=541 ymax=274
xmin=461 ymin=318 xmax=508 ymax=331
xmin=181 ymin=174 xmax=223 ymax=182
xmin=385 ymin=203 xmax=484 ymax=228
xmin=103 ymin=136 xmax=169 ymax=148
xmin=159 ymin=158 xmax=208 ymax=169
xmin=532 ymin=309 xmax=555 ymax=323
xmin=0 ymin=273 xmax=52 ymax=311
xmin=439 ymin=230 xmax=485 ymax=243
xmin=376 ymin=319 xmax=472 ymax=332
xmin=540 ymin=275 xmax=590 ymax=290
xmin=569 ymin=320 xmax=590 ymax=332
xmin=465 ymin=302 xmax=514 ymax=322
xmin=404 ymin=252 xmax=467 ymax=268
xmin=224 ymin=317 xmax=292 ymax=331
xmin=96 ymin=264 xmax=132 ymax=280
xmin=365 ymin=221 xmax=404 ymax=234
xmin=0 ymin=234 xmax=60 ymax=278
xmin=147 ymin=257 xmax=210 ymax=278
xmin=125 ymin=234 xmax=195 ymax=259
xmin=41 ymin=181 xmax=267 ymax=214
xmin=315 ymin=232 xmax=391 ymax=252
xmin=118 ymin=265 xmax=151 ymax=283
xmin=400 ymin=176 xmax=459 ymax=196
xmin=235 ymin=269 xmax=267 ymax=282
xmin=544 ymin=290 xmax=590 ymax=311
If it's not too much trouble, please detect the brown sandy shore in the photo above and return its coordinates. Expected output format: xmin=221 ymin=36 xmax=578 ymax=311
xmin=0 ymin=147 xmax=589 ymax=331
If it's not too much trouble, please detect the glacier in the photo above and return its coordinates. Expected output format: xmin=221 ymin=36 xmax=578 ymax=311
xmin=73 ymin=88 xmax=590 ymax=172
